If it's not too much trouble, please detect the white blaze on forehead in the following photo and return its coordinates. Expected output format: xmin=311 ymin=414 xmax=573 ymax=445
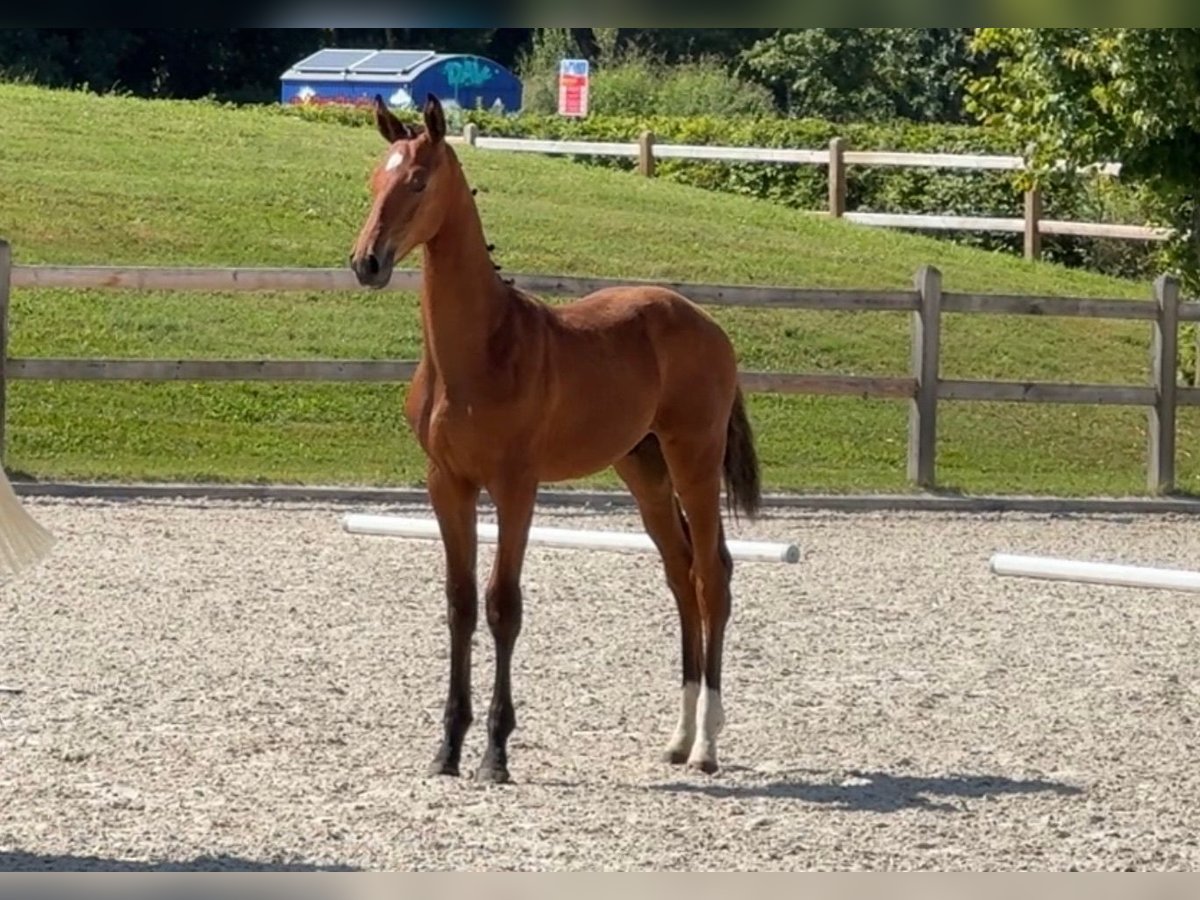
xmin=385 ymin=150 xmax=405 ymax=172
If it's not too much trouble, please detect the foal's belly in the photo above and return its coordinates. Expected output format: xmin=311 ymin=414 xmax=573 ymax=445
xmin=534 ymin=413 xmax=654 ymax=482
xmin=422 ymin=403 xmax=651 ymax=485
xmin=532 ymin=375 xmax=658 ymax=481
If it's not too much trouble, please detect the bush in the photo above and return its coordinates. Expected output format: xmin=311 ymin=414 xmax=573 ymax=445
xmin=455 ymin=110 xmax=1163 ymax=280
xmin=514 ymin=29 xmax=778 ymax=119
xmin=648 ymin=59 xmax=777 ymax=118
xmin=512 ymin=28 xmax=583 ymax=117
xmin=274 ymin=100 xmax=1164 ymax=281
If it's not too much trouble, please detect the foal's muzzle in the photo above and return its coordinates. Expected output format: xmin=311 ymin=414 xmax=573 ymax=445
xmin=350 ymin=248 xmax=395 ymax=289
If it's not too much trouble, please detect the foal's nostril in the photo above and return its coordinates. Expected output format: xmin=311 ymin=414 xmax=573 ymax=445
xmin=366 ymin=254 xmax=381 ymax=276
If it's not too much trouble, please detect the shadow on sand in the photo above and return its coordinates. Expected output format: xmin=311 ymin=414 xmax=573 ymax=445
xmin=0 ymin=850 xmax=358 ymax=872
xmin=650 ymin=769 xmax=1083 ymax=813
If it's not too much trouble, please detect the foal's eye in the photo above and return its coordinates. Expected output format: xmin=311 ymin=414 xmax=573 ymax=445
xmin=411 ymin=175 xmax=427 ymax=194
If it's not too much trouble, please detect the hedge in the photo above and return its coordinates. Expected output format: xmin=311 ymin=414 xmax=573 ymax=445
xmin=279 ymin=102 xmax=1161 ymax=280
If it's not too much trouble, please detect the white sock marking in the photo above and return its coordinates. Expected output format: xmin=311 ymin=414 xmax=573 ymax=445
xmin=701 ymin=687 xmax=725 ymax=739
xmin=666 ymin=681 xmax=700 ymax=756
xmin=687 ymin=687 xmax=725 ymax=770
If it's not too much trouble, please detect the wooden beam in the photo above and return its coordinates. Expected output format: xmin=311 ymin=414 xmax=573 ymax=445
xmin=6 ymin=359 xmax=420 ymax=382
xmin=0 ymin=241 xmax=9 ymax=460
xmin=738 ymin=372 xmax=915 ymax=398
xmin=908 ymin=266 xmax=942 ymax=488
xmin=5 ymin=358 xmax=920 ymax=400
xmin=843 ymin=213 xmax=1169 ymax=241
xmin=843 ymin=150 xmax=1024 ymax=170
xmin=942 ymin=292 xmax=1158 ymax=320
xmin=845 ymin=212 xmax=1026 ymax=233
xmin=939 ymin=380 xmax=1156 ymax=405
xmin=10 ymin=265 xmax=919 ymax=312
xmin=1024 ymin=188 xmax=1042 ymax=261
xmin=10 ymin=265 xmax=397 ymax=293
xmin=828 ymin=138 xmax=847 ymax=218
xmin=1039 ymin=220 xmax=1172 ymax=240
xmin=1148 ymin=275 xmax=1180 ymax=493
xmin=474 ymin=136 xmax=639 ymax=157
xmin=638 ymin=130 xmax=655 ymax=177
xmin=654 ymin=144 xmax=827 ymax=164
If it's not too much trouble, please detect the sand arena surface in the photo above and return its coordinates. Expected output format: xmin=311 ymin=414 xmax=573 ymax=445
xmin=2 ymin=496 xmax=1199 ymax=870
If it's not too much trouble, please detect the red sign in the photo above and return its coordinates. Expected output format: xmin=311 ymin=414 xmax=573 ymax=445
xmin=558 ymin=58 xmax=590 ymax=117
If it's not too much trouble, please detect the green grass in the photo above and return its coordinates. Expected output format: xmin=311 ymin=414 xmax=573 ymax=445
xmin=0 ymin=81 xmax=1192 ymax=496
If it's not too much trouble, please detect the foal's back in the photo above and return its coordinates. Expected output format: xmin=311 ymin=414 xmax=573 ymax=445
xmin=546 ymin=284 xmax=738 ymax=395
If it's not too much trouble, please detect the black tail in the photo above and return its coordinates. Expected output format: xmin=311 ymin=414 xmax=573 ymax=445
xmin=723 ymin=387 xmax=762 ymax=521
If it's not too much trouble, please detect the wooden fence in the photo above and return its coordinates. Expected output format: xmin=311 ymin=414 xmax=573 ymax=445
xmin=2 ymin=238 xmax=1197 ymax=493
xmin=459 ymin=128 xmax=1173 ymax=262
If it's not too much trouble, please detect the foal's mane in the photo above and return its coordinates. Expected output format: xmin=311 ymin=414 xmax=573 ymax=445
xmin=402 ymin=118 xmax=508 ymax=283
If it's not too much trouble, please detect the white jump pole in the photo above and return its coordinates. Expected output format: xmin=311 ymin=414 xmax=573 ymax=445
xmin=990 ymin=552 xmax=1200 ymax=593
xmin=342 ymin=513 xmax=800 ymax=564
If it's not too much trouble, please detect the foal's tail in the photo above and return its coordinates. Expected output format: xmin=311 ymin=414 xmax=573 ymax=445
xmin=723 ymin=387 xmax=762 ymax=521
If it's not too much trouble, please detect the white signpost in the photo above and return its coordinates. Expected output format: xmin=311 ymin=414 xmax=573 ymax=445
xmin=558 ymin=58 xmax=590 ymax=117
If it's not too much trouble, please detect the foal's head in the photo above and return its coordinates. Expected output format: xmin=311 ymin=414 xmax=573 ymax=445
xmin=350 ymin=93 xmax=454 ymax=288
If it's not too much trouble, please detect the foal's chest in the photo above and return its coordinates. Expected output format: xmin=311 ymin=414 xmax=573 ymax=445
xmin=410 ymin=392 xmax=530 ymax=478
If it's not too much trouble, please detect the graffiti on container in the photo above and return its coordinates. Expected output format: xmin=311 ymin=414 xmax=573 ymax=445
xmin=444 ymin=59 xmax=495 ymax=89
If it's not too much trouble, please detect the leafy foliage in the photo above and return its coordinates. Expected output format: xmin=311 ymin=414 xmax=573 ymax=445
xmin=966 ymin=28 xmax=1200 ymax=292
xmin=739 ymin=29 xmax=988 ymax=123
xmin=444 ymin=109 xmax=1159 ymax=280
xmin=513 ymin=28 xmax=777 ymax=118
xmin=0 ymin=28 xmax=513 ymax=102
xmin=512 ymin=28 xmax=585 ymax=117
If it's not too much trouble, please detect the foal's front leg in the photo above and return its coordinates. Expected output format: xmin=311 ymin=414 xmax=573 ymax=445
xmin=427 ymin=465 xmax=480 ymax=777
xmin=476 ymin=477 xmax=538 ymax=784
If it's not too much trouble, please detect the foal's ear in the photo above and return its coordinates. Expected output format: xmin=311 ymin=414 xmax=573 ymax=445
xmin=423 ymin=93 xmax=446 ymax=145
xmin=373 ymin=94 xmax=413 ymax=144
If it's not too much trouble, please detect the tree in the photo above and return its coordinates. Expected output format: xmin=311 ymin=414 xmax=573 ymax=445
xmin=739 ymin=29 xmax=982 ymax=123
xmin=0 ymin=29 xmax=518 ymax=103
xmin=966 ymin=29 xmax=1200 ymax=289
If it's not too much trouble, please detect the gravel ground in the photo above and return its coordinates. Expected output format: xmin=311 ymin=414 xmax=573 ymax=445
xmin=2 ymin=495 xmax=1200 ymax=871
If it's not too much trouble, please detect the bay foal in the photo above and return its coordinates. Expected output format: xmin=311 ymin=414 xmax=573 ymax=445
xmin=350 ymin=94 xmax=761 ymax=783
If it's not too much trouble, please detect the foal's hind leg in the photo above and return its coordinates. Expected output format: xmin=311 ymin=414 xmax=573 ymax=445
xmin=658 ymin=435 xmax=734 ymax=775
xmin=614 ymin=436 xmax=703 ymax=765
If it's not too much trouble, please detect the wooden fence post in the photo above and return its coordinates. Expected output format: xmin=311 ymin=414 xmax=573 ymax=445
xmin=638 ymin=130 xmax=655 ymax=178
xmin=828 ymin=137 xmax=846 ymax=217
xmin=908 ymin=265 xmax=942 ymax=489
xmin=1148 ymin=273 xmax=1179 ymax=493
xmin=463 ymin=122 xmax=478 ymax=147
xmin=1195 ymin=323 xmax=1200 ymax=387
xmin=1023 ymin=188 xmax=1042 ymax=261
xmin=0 ymin=240 xmax=9 ymax=464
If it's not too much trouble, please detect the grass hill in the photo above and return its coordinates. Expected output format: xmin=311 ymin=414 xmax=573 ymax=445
xmin=0 ymin=81 xmax=1189 ymax=495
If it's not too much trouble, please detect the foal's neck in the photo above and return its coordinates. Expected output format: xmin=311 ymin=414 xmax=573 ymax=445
xmin=419 ymin=156 xmax=511 ymax=390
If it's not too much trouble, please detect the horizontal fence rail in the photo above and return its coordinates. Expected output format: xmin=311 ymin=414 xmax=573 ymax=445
xmin=3 ymin=245 xmax=1199 ymax=494
xmin=460 ymin=129 xmax=1171 ymax=257
xmin=6 ymin=359 xmax=421 ymax=382
xmin=10 ymin=263 xmax=923 ymax=311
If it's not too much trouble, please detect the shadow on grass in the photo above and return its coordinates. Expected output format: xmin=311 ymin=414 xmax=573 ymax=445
xmin=0 ymin=850 xmax=358 ymax=872
xmin=650 ymin=769 xmax=1083 ymax=813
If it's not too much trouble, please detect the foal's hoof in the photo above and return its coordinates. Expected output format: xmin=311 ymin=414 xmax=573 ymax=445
xmin=475 ymin=764 xmax=511 ymax=784
xmin=428 ymin=757 xmax=460 ymax=777
xmin=664 ymin=748 xmax=690 ymax=766
xmin=688 ymin=757 xmax=719 ymax=775
xmin=475 ymin=756 xmax=511 ymax=784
